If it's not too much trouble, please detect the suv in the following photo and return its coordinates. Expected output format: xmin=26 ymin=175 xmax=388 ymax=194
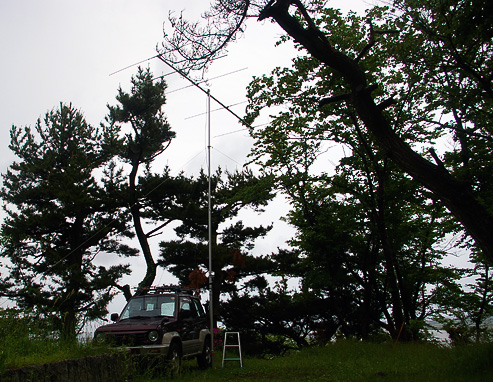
xmin=94 ymin=286 xmax=212 ymax=372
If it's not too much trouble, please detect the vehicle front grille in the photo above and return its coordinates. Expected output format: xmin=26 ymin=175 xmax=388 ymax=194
xmin=109 ymin=332 xmax=150 ymax=346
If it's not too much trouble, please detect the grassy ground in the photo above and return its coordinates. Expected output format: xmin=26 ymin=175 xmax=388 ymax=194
xmin=2 ymin=308 xmax=492 ymax=382
xmin=0 ymin=338 xmax=110 ymax=371
xmin=136 ymin=341 xmax=493 ymax=382
xmin=0 ymin=308 xmax=109 ymax=372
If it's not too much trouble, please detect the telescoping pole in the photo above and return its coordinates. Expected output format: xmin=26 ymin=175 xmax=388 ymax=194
xmin=207 ymin=89 xmax=214 ymax=367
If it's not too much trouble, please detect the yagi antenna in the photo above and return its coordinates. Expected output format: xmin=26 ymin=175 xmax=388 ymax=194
xmin=108 ymin=54 xmax=160 ymax=76
xmin=185 ymin=101 xmax=247 ymax=120
xmin=109 ymin=54 xmax=250 ymax=128
xmin=156 ymin=55 xmax=251 ymax=128
xmin=109 ymin=54 xmax=227 ymax=77
xmin=167 ymin=67 xmax=248 ymax=95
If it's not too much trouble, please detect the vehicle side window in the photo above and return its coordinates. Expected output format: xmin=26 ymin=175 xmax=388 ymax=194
xmin=180 ymin=297 xmax=198 ymax=318
xmin=193 ymin=298 xmax=205 ymax=318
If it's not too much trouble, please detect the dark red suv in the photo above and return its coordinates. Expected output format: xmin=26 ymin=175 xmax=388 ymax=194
xmin=94 ymin=286 xmax=212 ymax=372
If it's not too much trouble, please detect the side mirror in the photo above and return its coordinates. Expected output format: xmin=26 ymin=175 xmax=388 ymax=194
xmin=110 ymin=313 xmax=119 ymax=322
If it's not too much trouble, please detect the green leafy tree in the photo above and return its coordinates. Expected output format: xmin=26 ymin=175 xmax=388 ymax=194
xmin=243 ymin=6 xmax=467 ymax=340
xmin=105 ymin=67 xmax=175 ymax=297
xmin=159 ymin=0 xmax=493 ymax=264
xmin=0 ymin=104 xmax=136 ymax=339
xmin=157 ymin=168 xmax=274 ymax=326
xmin=283 ymin=155 xmax=456 ymax=341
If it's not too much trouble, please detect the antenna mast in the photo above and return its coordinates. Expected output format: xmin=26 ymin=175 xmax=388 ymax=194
xmin=207 ymin=88 xmax=214 ymax=367
xmin=154 ymin=55 xmax=250 ymax=368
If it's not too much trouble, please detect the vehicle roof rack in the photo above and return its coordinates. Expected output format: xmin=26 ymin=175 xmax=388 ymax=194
xmin=134 ymin=285 xmax=196 ymax=296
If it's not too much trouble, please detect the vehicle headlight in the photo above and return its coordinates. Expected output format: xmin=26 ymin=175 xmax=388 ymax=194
xmin=148 ymin=330 xmax=159 ymax=343
xmin=94 ymin=331 xmax=106 ymax=344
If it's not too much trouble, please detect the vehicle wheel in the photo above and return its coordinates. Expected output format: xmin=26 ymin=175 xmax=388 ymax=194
xmin=197 ymin=337 xmax=212 ymax=369
xmin=166 ymin=341 xmax=182 ymax=376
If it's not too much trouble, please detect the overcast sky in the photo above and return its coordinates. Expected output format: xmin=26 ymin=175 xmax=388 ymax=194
xmin=0 ymin=0 xmax=372 ymax=315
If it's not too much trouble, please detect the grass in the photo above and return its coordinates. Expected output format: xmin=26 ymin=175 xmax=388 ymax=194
xmin=2 ymin=309 xmax=492 ymax=381
xmin=0 ymin=308 xmax=109 ymax=372
xmin=1 ymin=339 xmax=109 ymax=370
xmin=0 ymin=335 xmax=110 ymax=372
xmin=136 ymin=341 xmax=493 ymax=382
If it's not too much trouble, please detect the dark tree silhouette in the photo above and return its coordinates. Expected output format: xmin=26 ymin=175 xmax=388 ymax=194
xmin=1 ymin=104 xmax=136 ymax=339
xmin=105 ymin=67 xmax=175 ymax=297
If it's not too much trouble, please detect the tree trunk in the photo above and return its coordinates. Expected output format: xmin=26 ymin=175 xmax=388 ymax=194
xmin=61 ymin=215 xmax=85 ymax=341
xmin=129 ymin=152 xmax=156 ymax=290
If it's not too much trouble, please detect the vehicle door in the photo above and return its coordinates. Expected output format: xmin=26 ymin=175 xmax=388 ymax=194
xmin=178 ymin=296 xmax=200 ymax=355
xmin=192 ymin=297 xmax=208 ymax=343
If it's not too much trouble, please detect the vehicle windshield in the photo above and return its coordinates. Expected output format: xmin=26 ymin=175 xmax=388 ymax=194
xmin=120 ymin=295 xmax=176 ymax=320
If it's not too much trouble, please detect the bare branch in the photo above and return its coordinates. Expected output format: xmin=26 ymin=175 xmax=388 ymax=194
xmin=145 ymin=219 xmax=174 ymax=239
xmin=158 ymin=0 xmax=253 ymax=73
xmin=377 ymin=97 xmax=397 ymax=111
xmin=429 ymin=148 xmax=447 ymax=171
xmin=319 ymin=93 xmax=350 ymax=107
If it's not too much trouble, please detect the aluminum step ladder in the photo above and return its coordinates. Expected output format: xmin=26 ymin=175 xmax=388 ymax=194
xmin=222 ymin=331 xmax=243 ymax=368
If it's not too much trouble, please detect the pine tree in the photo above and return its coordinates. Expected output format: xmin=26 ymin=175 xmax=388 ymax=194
xmin=1 ymin=104 xmax=136 ymax=339
xmin=158 ymin=168 xmax=274 ymax=326
xmin=105 ymin=67 xmax=175 ymax=294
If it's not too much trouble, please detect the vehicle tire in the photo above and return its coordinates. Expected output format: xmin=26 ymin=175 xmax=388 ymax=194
xmin=197 ymin=337 xmax=213 ymax=369
xmin=166 ymin=341 xmax=182 ymax=376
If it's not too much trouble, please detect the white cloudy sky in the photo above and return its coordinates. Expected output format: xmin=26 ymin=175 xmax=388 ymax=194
xmin=0 ymin=0 xmax=374 ymax=314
